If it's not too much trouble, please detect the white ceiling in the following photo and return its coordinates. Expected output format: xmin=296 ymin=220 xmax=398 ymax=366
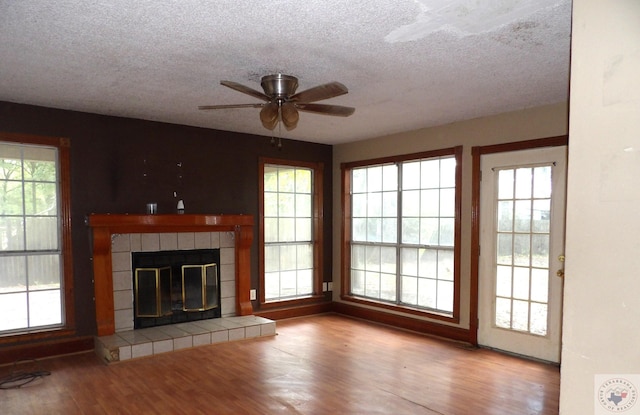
xmin=0 ymin=0 xmax=572 ymax=145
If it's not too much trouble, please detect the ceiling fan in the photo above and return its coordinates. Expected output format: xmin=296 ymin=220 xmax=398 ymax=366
xmin=198 ymin=74 xmax=355 ymax=131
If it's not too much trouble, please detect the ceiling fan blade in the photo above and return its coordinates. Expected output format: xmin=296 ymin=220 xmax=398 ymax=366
xmin=290 ymin=82 xmax=348 ymax=103
xmin=220 ymin=80 xmax=270 ymax=102
xmin=260 ymin=102 xmax=279 ymax=130
xmin=295 ymin=103 xmax=355 ymax=117
xmin=198 ymin=103 xmax=263 ymax=110
xmin=281 ymin=102 xmax=299 ymax=131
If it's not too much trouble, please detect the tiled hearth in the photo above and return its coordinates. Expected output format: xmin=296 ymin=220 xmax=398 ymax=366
xmin=95 ymin=315 xmax=276 ymax=363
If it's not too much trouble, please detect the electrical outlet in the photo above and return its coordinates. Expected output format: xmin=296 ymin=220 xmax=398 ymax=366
xmin=322 ymin=282 xmax=328 ymax=292
xmin=250 ymin=289 xmax=257 ymax=300
xmin=328 ymin=282 xmax=333 ymax=291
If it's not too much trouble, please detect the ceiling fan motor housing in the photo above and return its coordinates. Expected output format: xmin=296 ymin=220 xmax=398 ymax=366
xmin=261 ymin=74 xmax=298 ymax=98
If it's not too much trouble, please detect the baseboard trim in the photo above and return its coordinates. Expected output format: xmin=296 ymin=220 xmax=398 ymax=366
xmin=0 ymin=336 xmax=95 ymax=366
xmin=332 ymin=302 xmax=471 ymax=343
xmin=255 ymin=301 xmax=333 ymax=320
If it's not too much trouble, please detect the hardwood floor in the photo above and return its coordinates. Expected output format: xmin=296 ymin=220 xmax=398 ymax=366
xmin=1 ymin=314 xmax=559 ymax=414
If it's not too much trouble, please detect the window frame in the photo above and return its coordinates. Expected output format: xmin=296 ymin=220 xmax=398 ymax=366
xmin=341 ymin=146 xmax=463 ymax=323
xmin=0 ymin=132 xmax=75 ymax=344
xmin=258 ymin=157 xmax=324 ymax=309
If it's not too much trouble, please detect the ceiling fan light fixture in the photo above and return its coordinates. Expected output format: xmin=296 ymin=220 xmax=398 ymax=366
xmin=280 ymin=102 xmax=299 ymax=131
xmin=260 ymin=102 xmax=279 ymax=130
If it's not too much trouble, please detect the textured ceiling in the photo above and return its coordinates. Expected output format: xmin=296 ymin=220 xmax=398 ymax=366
xmin=0 ymin=0 xmax=572 ymax=145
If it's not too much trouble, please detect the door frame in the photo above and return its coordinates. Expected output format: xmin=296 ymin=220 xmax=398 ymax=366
xmin=469 ymin=135 xmax=568 ymax=345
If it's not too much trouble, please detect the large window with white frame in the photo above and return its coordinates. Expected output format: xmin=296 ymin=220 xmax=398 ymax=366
xmin=342 ymin=147 xmax=462 ymax=320
xmin=0 ymin=134 xmax=73 ymax=336
xmin=259 ymin=158 xmax=323 ymax=304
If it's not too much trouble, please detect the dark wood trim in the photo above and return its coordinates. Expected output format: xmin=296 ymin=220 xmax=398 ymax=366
xmin=340 ymin=146 xmax=463 ymax=324
xmin=235 ymin=223 xmax=254 ymax=316
xmin=0 ymin=131 xmax=67 ymax=147
xmin=259 ymin=294 xmax=326 ymax=310
xmin=472 ymin=135 xmax=568 ymax=156
xmin=340 ymin=295 xmax=456 ymax=323
xmin=340 ymin=163 xmax=352 ymax=302
xmin=255 ymin=301 xmax=333 ymax=320
xmin=341 ymin=147 xmax=458 ymax=170
xmin=92 ymin=226 xmax=114 ymax=336
xmin=0 ymin=328 xmax=75 ymax=345
xmin=257 ymin=158 xmax=325 ymax=307
xmin=314 ymin=162 xmax=325 ymax=301
xmin=87 ymin=213 xmax=254 ymax=228
xmin=87 ymin=213 xmax=254 ymax=336
xmin=332 ymin=302 xmax=470 ymax=343
xmin=452 ymin=146 xmax=463 ymax=323
xmin=0 ymin=336 xmax=94 ymax=366
xmin=59 ymin=137 xmax=75 ymax=332
xmin=0 ymin=132 xmax=76 ymax=346
xmin=258 ymin=160 xmax=267 ymax=304
xmin=469 ymin=135 xmax=569 ymax=345
xmin=469 ymin=146 xmax=481 ymax=345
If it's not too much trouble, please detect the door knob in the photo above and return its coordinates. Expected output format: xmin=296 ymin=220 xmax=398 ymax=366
xmin=556 ymin=269 xmax=565 ymax=278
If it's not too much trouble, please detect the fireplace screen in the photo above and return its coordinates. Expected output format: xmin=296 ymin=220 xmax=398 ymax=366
xmin=135 ymin=266 xmax=172 ymax=318
xmin=131 ymin=249 xmax=221 ymax=329
xmin=182 ymin=263 xmax=218 ymax=311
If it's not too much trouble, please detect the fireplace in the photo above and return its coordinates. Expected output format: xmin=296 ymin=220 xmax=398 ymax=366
xmin=88 ymin=214 xmax=254 ymax=337
xmin=89 ymin=214 xmax=277 ymax=364
xmin=132 ymin=249 xmax=221 ymax=329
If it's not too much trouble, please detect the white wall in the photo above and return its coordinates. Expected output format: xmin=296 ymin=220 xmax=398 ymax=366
xmin=333 ymin=102 xmax=568 ymax=329
xmin=560 ymin=1 xmax=640 ymax=413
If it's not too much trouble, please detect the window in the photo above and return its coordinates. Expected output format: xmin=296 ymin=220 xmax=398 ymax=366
xmin=342 ymin=147 xmax=462 ymax=320
xmin=0 ymin=133 xmax=73 ymax=337
xmin=494 ymin=165 xmax=553 ymax=335
xmin=259 ymin=158 xmax=323 ymax=305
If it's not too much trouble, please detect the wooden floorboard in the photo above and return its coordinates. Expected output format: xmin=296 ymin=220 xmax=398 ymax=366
xmin=0 ymin=314 xmax=559 ymax=414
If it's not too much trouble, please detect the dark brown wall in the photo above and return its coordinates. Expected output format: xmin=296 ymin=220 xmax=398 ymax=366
xmin=0 ymin=101 xmax=333 ymax=336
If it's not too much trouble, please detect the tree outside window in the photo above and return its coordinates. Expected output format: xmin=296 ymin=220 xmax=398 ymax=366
xmin=0 ymin=141 xmax=64 ymax=333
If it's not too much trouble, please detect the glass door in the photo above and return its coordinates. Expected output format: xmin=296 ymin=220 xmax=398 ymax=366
xmin=478 ymin=146 xmax=567 ymax=363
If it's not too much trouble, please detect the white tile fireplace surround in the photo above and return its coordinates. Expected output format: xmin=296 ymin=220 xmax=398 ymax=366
xmin=88 ymin=214 xmax=275 ymax=363
xmin=110 ymin=231 xmax=236 ymax=332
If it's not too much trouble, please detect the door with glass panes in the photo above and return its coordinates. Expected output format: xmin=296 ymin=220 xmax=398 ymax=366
xmin=478 ymin=146 xmax=566 ymax=363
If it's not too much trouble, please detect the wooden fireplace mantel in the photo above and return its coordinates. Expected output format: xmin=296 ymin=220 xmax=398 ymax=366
xmin=88 ymin=213 xmax=254 ymax=336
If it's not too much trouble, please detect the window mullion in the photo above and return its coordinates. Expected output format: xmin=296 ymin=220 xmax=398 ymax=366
xmin=20 ymin=148 xmax=28 ymax=253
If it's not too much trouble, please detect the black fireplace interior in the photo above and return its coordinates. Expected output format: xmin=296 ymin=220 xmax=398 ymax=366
xmin=132 ymin=249 xmax=221 ymax=329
